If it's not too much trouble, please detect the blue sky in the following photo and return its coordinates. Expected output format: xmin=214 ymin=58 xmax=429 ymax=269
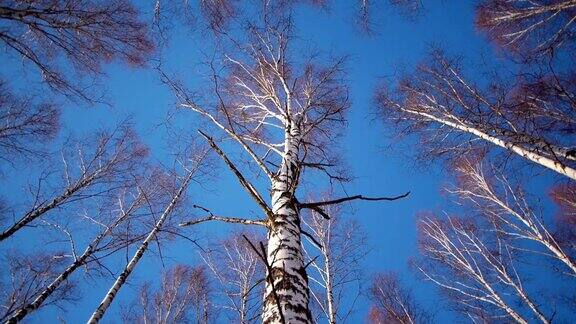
xmin=1 ymin=1 xmax=572 ymax=323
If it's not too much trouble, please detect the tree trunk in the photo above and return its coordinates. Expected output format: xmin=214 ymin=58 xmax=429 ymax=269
xmin=406 ymin=109 xmax=576 ymax=180
xmin=6 ymin=197 xmax=140 ymax=323
xmin=263 ymin=125 xmax=312 ymax=324
xmin=323 ymin=242 xmax=337 ymax=324
xmin=87 ymin=171 xmax=193 ymax=323
xmin=7 ymin=250 xmax=92 ymax=323
xmin=1 ymin=183 xmax=83 ymax=241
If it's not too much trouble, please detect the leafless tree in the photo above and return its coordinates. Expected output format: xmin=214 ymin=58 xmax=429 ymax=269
xmin=476 ymin=0 xmax=576 ymax=58
xmin=376 ymin=50 xmax=576 ymax=180
xmin=301 ymin=200 xmax=367 ymax=324
xmin=417 ymin=214 xmax=550 ymax=324
xmin=551 ymin=183 xmax=576 ymax=250
xmin=0 ymin=124 xmax=148 ymax=242
xmin=0 ymin=251 xmax=76 ymax=322
xmin=4 ymin=179 xmax=156 ymax=323
xmin=368 ymin=271 xmax=432 ymax=324
xmin=451 ymin=158 xmax=576 ymax=276
xmin=0 ymin=0 xmax=153 ymax=101
xmin=0 ymin=81 xmax=59 ymax=164
xmin=164 ymin=9 xmax=408 ymax=321
xmin=87 ymin=146 xmax=211 ymax=323
xmin=201 ymin=231 xmax=264 ymax=323
xmin=121 ymin=264 xmax=213 ymax=324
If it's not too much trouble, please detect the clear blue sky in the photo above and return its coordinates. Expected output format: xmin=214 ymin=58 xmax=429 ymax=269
xmin=1 ymin=1 xmax=571 ymax=323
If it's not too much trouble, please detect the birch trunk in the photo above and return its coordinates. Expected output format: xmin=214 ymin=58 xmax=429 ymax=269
xmin=323 ymin=244 xmax=336 ymax=324
xmin=263 ymin=125 xmax=312 ymax=323
xmin=6 ymin=196 xmax=140 ymax=323
xmin=482 ymin=280 xmax=527 ymax=324
xmin=86 ymin=172 xmax=193 ymax=323
xmin=406 ymin=109 xmax=576 ymax=180
xmin=0 ymin=175 xmax=95 ymax=241
xmin=7 ymin=248 xmax=93 ymax=323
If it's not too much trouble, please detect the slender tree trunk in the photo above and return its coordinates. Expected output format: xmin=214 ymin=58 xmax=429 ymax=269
xmin=6 ymin=197 xmax=140 ymax=323
xmin=0 ymin=179 xmax=90 ymax=241
xmin=86 ymin=171 xmax=193 ymax=323
xmin=405 ymin=109 xmax=576 ymax=180
xmin=542 ymin=240 xmax=576 ymax=275
xmin=263 ymin=125 xmax=312 ymax=323
xmin=512 ymin=282 xmax=548 ymax=324
xmin=240 ymin=285 xmax=248 ymax=324
xmin=323 ymin=243 xmax=336 ymax=324
xmin=7 ymin=249 xmax=92 ymax=323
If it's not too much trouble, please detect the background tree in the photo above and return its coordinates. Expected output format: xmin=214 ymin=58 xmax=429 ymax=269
xmin=368 ymin=271 xmax=432 ymax=324
xmin=373 ymin=1 xmax=576 ymax=321
xmin=87 ymin=145 xmax=211 ymax=323
xmin=301 ymin=199 xmax=368 ymax=324
xmin=452 ymin=158 xmax=576 ymax=276
xmin=4 ymin=174 xmax=159 ymax=323
xmin=0 ymin=81 xmax=59 ymax=164
xmin=0 ymin=251 xmax=76 ymax=322
xmin=417 ymin=214 xmax=550 ymax=323
xmin=551 ymin=183 xmax=576 ymax=250
xmin=0 ymin=124 xmax=148 ymax=241
xmin=0 ymin=0 xmax=153 ymax=101
xmin=201 ymin=231 xmax=264 ymax=323
xmin=375 ymin=50 xmax=576 ymax=180
xmin=476 ymin=0 xmax=576 ymax=58
xmin=121 ymin=264 xmax=213 ymax=324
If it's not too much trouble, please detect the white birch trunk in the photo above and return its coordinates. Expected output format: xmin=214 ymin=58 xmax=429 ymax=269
xmin=406 ymin=109 xmax=576 ymax=180
xmin=6 ymin=197 xmax=141 ymax=323
xmin=86 ymin=172 xmax=193 ymax=323
xmin=323 ymin=243 xmax=336 ymax=324
xmin=263 ymin=124 xmax=312 ymax=323
xmin=0 ymin=174 xmax=97 ymax=241
xmin=9 ymin=240 xmax=100 ymax=323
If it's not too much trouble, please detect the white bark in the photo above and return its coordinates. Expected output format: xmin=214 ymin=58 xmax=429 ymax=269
xmin=452 ymin=160 xmax=576 ymax=276
xmin=86 ymin=171 xmax=194 ymax=324
xmin=324 ymin=246 xmax=336 ymax=324
xmin=6 ymin=193 xmax=143 ymax=323
xmin=404 ymin=108 xmax=576 ymax=180
xmin=419 ymin=216 xmax=547 ymax=324
xmin=263 ymin=124 xmax=312 ymax=324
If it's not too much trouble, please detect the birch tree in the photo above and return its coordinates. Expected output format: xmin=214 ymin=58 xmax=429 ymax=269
xmin=0 ymin=81 xmax=59 ymax=164
xmin=0 ymin=0 xmax=153 ymax=101
xmin=201 ymin=231 xmax=264 ymax=323
xmin=417 ymin=214 xmax=550 ymax=323
xmin=368 ymin=271 xmax=432 ymax=324
xmin=476 ymin=0 xmax=576 ymax=58
xmin=0 ymin=125 xmax=147 ymax=242
xmin=301 ymin=201 xmax=367 ymax=324
xmin=551 ymin=183 xmax=576 ymax=250
xmin=87 ymin=147 xmax=210 ymax=323
xmin=451 ymin=158 xmax=576 ymax=276
xmin=0 ymin=251 xmax=76 ymax=322
xmin=376 ymin=50 xmax=576 ymax=180
xmin=165 ymin=9 xmax=408 ymax=322
xmin=4 ymin=180 xmax=155 ymax=323
xmin=121 ymin=265 xmax=213 ymax=324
